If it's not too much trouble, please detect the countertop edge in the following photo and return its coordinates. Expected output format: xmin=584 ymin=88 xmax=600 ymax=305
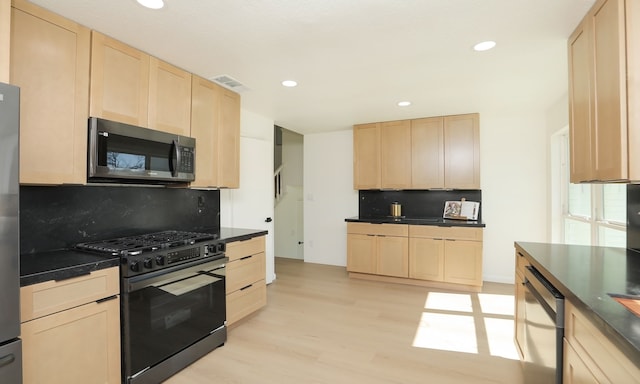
xmin=345 ymin=216 xmax=486 ymax=227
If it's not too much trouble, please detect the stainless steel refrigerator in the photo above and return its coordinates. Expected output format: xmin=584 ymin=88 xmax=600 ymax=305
xmin=0 ymin=82 xmax=22 ymax=383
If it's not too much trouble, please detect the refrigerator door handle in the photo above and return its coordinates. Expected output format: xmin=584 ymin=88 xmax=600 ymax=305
xmin=0 ymin=353 xmax=16 ymax=368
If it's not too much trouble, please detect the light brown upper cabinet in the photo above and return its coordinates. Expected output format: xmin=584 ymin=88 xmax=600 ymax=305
xmin=353 ymin=123 xmax=381 ymax=189
xmin=91 ymin=32 xmax=192 ymax=136
xmin=218 ymin=87 xmax=241 ymax=188
xmin=10 ymin=0 xmax=90 ymax=184
xmin=148 ymin=57 xmax=192 ymax=136
xmin=381 ymin=120 xmax=412 ymax=189
xmin=411 ymin=117 xmax=445 ymax=188
xmin=190 ymin=76 xmax=241 ymax=189
xmin=568 ymin=0 xmax=640 ymax=182
xmin=354 ymin=113 xmax=480 ymax=190
xmin=90 ymin=31 xmax=150 ymax=127
xmin=443 ymin=114 xmax=480 ymax=189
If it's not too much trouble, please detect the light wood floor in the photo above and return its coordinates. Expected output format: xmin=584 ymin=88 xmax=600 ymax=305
xmin=165 ymin=258 xmax=525 ymax=384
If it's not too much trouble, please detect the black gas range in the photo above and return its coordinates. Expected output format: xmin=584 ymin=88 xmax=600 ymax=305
xmin=76 ymin=230 xmax=228 ymax=384
xmin=76 ymin=230 xmax=226 ymax=277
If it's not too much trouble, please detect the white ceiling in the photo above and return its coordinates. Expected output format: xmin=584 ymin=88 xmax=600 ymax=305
xmin=29 ymin=0 xmax=595 ymax=135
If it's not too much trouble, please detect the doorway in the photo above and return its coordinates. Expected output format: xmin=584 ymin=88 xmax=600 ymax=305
xmin=274 ymin=126 xmax=304 ymax=260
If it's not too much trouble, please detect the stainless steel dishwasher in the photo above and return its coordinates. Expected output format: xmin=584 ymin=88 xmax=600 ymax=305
xmin=523 ymin=266 xmax=564 ymax=384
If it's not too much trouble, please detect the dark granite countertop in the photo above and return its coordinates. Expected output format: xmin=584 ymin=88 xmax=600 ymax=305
xmin=20 ymin=227 xmax=268 ymax=287
xmin=345 ymin=216 xmax=486 ymax=228
xmin=20 ymin=250 xmax=119 ymax=287
xmin=219 ymin=227 xmax=268 ymax=243
xmin=515 ymin=241 xmax=640 ymax=365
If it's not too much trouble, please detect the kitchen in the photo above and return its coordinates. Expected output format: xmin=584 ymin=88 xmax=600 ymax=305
xmin=1 ymin=0 xmax=639 ymax=383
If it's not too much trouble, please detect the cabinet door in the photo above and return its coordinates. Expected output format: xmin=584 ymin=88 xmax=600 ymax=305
xmin=409 ymin=237 xmax=444 ymax=281
xmin=444 ymin=114 xmax=480 ymax=189
xmin=443 ymin=239 xmax=482 ymax=286
xmin=514 ymin=271 xmax=526 ymax=360
xmin=411 ymin=117 xmax=445 ymax=189
xmin=21 ymin=298 xmax=121 ymax=384
xmin=148 ymin=57 xmax=192 ymax=136
xmin=380 ymin=120 xmax=411 ymax=189
xmin=591 ymin=0 xmax=627 ymax=181
xmin=563 ymin=339 xmax=602 ymax=384
xmin=347 ymin=234 xmax=377 ymax=274
xmin=10 ymin=1 xmax=90 ymax=184
xmin=190 ymin=75 xmax=220 ymax=188
xmin=353 ymin=123 xmax=381 ymax=189
xmin=218 ymin=88 xmax=241 ymax=188
xmin=568 ymin=19 xmax=595 ymax=183
xmin=377 ymin=235 xmax=408 ymax=278
xmin=90 ymin=31 xmax=150 ymax=126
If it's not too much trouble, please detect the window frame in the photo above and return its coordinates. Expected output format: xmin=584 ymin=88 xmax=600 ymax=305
xmin=553 ymin=128 xmax=626 ymax=247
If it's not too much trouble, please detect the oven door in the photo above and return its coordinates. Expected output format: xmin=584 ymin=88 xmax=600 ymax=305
xmin=122 ymin=258 xmax=226 ymax=379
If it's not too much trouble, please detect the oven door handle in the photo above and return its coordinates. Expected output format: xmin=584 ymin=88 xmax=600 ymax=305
xmin=154 ymin=272 xmax=222 ymax=296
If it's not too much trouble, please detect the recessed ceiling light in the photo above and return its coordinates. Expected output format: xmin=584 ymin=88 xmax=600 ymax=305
xmin=282 ymin=80 xmax=298 ymax=87
xmin=137 ymin=0 xmax=164 ymax=9
xmin=473 ymin=41 xmax=496 ymax=52
xmin=397 ymin=101 xmax=411 ymax=107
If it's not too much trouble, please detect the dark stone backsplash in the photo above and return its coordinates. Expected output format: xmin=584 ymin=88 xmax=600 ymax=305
xmin=21 ymin=185 xmax=220 ymax=254
xmin=359 ymin=189 xmax=482 ymax=220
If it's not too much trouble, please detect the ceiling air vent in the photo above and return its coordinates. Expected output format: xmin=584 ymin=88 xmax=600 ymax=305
xmin=210 ymin=74 xmax=250 ymax=93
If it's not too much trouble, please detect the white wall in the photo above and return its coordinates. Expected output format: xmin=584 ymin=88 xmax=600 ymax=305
xmin=220 ymin=109 xmax=276 ymax=283
xmin=479 ymin=111 xmax=548 ymax=283
xmin=303 ymin=130 xmax=358 ymax=266
xmin=302 ymin=112 xmax=550 ymax=283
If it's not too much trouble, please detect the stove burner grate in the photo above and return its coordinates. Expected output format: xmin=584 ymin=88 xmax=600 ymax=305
xmin=75 ymin=230 xmax=217 ymax=256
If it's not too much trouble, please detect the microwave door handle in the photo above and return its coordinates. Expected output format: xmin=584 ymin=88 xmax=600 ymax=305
xmin=171 ymin=139 xmax=180 ymax=177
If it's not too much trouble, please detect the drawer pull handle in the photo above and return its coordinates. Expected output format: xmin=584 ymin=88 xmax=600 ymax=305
xmin=240 ymin=284 xmax=253 ymax=291
xmin=240 ymin=255 xmax=253 ymax=261
xmin=518 ymin=252 xmax=524 ymax=257
xmin=96 ymin=295 xmax=118 ymax=304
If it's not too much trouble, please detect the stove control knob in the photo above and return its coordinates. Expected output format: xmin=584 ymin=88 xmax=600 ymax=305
xmin=130 ymin=261 xmax=140 ymax=272
xmin=155 ymin=255 xmax=165 ymax=266
xmin=143 ymin=258 xmax=153 ymax=269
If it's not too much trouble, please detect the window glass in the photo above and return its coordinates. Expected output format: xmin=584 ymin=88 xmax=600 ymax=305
xmin=598 ymin=226 xmax=626 ymax=248
xmin=564 ymin=219 xmax=591 ymax=245
xmin=568 ymin=183 xmax=591 ymax=218
xmin=602 ymin=184 xmax=626 ymax=224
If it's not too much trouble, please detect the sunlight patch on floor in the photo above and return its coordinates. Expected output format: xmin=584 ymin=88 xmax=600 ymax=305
xmin=484 ymin=318 xmax=520 ymax=360
xmin=412 ymin=312 xmax=477 ymax=353
xmin=414 ymin=291 xmax=519 ymax=359
xmin=424 ymin=292 xmax=473 ymax=313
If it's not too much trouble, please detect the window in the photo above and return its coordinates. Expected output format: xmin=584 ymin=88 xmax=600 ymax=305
xmin=554 ymin=130 xmax=626 ymax=247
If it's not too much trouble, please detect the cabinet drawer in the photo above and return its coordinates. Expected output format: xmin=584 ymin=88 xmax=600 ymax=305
xmin=565 ymin=300 xmax=640 ymax=383
xmin=515 ymin=249 xmax=530 ymax=278
xmin=409 ymin=225 xmax=482 ymax=241
xmin=226 ymin=252 xmax=265 ymax=294
xmin=226 ymin=236 xmax=265 ymax=261
xmin=347 ymin=222 xmax=408 ymax=237
xmin=21 ymin=267 xmax=119 ymax=322
xmin=226 ymin=279 xmax=266 ymax=325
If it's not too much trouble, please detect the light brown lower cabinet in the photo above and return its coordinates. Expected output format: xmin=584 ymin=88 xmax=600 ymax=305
xmin=347 ymin=223 xmax=482 ymax=289
xmin=514 ymin=248 xmax=529 ymax=360
xmin=346 ymin=223 xmax=409 ymax=278
xmin=409 ymin=225 xmax=483 ymax=287
xmin=225 ymin=235 xmax=267 ymax=326
xmin=563 ymin=300 xmax=640 ymax=384
xmin=20 ymin=267 xmax=121 ymax=384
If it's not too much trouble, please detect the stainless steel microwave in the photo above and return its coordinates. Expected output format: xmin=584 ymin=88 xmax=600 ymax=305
xmin=88 ymin=117 xmax=195 ymax=184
